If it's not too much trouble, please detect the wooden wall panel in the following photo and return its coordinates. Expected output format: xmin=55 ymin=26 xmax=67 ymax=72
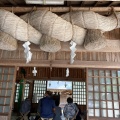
xmin=104 ymin=28 xmax=120 ymax=40
xmin=16 ymin=67 xmax=50 ymax=80
xmin=0 ymin=116 xmax=8 ymax=120
xmin=16 ymin=67 xmax=86 ymax=81
xmin=1 ymin=49 xmax=120 ymax=63
xmin=89 ymin=117 xmax=118 ymax=120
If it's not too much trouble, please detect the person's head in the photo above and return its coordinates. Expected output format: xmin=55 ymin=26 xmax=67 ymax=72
xmin=45 ymin=91 xmax=52 ymax=97
xmin=67 ymin=97 xmax=73 ymax=104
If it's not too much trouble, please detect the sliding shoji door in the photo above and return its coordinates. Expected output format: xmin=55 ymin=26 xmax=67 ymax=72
xmin=0 ymin=66 xmax=16 ymax=120
xmin=72 ymin=81 xmax=87 ymax=120
xmin=33 ymin=80 xmax=47 ymax=103
xmin=14 ymin=83 xmax=30 ymax=102
xmin=87 ymin=69 xmax=120 ymax=120
xmin=73 ymin=81 xmax=86 ymax=105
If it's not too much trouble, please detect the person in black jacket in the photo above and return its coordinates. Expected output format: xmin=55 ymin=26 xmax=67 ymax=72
xmin=74 ymin=103 xmax=82 ymax=120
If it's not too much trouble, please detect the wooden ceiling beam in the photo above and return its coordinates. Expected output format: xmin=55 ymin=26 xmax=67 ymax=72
xmin=1 ymin=7 xmax=120 ymax=13
xmin=0 ymin=59 xmax=120 ymax=68
xmin=17 ymin=40 xmax=120 ymax=52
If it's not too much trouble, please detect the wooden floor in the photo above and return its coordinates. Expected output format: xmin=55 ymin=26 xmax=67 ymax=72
xmin=11 ymin=111 xmax=66 ymax=120
xmin=11 ymin=116 xmax=66 ymax=120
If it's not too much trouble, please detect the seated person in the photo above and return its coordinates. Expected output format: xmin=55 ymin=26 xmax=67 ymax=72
xmin=20 ymin=98 xmax=31 ymax=119
xmin=63 ymin=97 xmax=79 ymax=120
xmin=74 ymin=103 xmax=82 ymax=120
xmin=53 ymin=101 xmax=62 ymax=120
xmin=35 ymin=91 xmax=55 ymax=120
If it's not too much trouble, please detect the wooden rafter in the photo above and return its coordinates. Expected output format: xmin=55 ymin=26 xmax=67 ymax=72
xmin=1 ymin=7 xmax=120 ymax=13
xmin=0 ymin=0 xmax=120 ymax=7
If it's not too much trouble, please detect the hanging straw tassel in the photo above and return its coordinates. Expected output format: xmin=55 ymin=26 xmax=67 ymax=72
xmin=0 ymin=9 xmax=42 ymax=44
xmin=61 ymin=11 xmax=118 ymax=32
xmin=0 ymin=30 xmax=17 ymax=51
xmin=21 ymin=10 xmax=61 ymax=53
xmin=84 ymin=29 xmax=106 ymax=50
xmin=61 ymin=13 xmax=86 ymax=45
xmin=21 ymin=10 xmax=72 ymax=42
xmin=40 ymin=34 xmax=61 ymax=52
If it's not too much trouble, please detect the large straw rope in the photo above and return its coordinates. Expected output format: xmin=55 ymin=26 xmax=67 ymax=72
xmin=84 ymin=29 xmax=106 ymax=50
xmin=21 ymin=10 xmax=61 ymax=52
xmin=61 ymin=11 xmax=118 ymax=32
xmin=0 ymin=30 xmax=17 ymax=51
xmin=61 ymin=13 xmax=86 ymax=45
xmin=0 ymin=9 xmax=42 ymax=44
xmin=21 ymin=10 xmax=72 ymax=42
xmin=40 ymin=34 xmax=61 ymax=52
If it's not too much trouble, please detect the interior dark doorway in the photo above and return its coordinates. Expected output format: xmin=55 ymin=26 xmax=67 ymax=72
xmin=47 ymin=80 xmax=72 ymax=109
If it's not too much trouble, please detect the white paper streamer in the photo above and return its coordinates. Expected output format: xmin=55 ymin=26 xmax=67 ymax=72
xmin=70 ymin=41 xmax=77 ymax=64
xmin=23 ymin=41 xmax=32 ymax=63
xmin=32 ymin=67 xmax=37 ymax=76
xmin=66 ymin=68 xmax=69 ymax=77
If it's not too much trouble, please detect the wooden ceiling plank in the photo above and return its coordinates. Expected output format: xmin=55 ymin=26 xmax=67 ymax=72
xmin=1 ymin=7 xmax=120 ymax=13
xmin=0 ymin=59 xmax=120 ymax=68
